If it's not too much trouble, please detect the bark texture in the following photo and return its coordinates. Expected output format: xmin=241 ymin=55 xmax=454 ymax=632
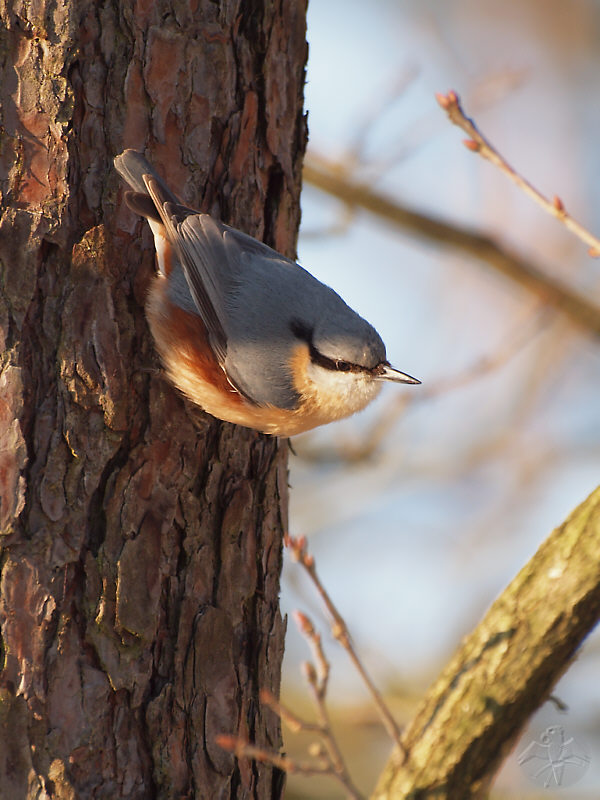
xmin=0 ymin=1 xmax=307 ymax=797
xmin=373 ymin=485 xmax=600 ymax=800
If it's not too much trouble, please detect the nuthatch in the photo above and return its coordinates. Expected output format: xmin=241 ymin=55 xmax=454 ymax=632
xmin=114 ymin=150 xmax=420 ymax=436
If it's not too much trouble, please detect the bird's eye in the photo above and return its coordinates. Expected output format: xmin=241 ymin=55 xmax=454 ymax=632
xmin=335 ymin=360 xmax=352 ymax=372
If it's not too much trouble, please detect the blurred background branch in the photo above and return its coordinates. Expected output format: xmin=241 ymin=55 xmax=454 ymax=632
xmin=303 ymin=153 xmax=600 ymax=336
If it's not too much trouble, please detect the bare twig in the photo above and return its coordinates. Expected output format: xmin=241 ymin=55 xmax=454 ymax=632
xmin=285 ymin=534 xmax=405 ymax=756
xmin=291 ymin=611 xmax=358 ymax=790
xmin=293 ymin=611 xmax=330 ymax=696
xmin=216 ymin=735 xmax=332 ymax=776
xmin=218 ymin=725 xmax=362 ymax=799
xmin=217 ymin=609 xmax=365 ymax=799
xmin=259 ymin=688 xmax=321 ymax=735
xmin=302 ymin=154 xmax=600 ymax=336
xmin=436 ymin=89 xmax=600 ymax=256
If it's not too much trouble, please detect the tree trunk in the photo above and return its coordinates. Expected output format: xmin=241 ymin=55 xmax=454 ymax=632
xmin=0 ymin=1 xmax=307 ymax=797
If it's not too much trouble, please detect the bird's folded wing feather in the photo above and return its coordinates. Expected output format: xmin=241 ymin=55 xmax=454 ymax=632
xmin=175 ymin=216 xmax=302 ymax=409
xmin=143 ymin=179 xmax=228 ymax=367
xmin=174 ymin=215 xmax=296 ymax=368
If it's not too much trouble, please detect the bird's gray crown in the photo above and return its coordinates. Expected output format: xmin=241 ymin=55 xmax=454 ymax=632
xmin=291 ymin=307 xmax=386 ymax=372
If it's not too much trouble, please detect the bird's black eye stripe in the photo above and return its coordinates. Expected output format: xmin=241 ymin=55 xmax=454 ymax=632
xmin=290 ymin=319 xmax=379 ymax=375
xmin=309 ymin=346 xmax=345 ymax=372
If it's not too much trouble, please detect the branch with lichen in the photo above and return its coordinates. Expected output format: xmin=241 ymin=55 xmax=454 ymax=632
xmin=373 ymin=484 xmax=600 ymax=799
xmin=436 ymin=89 xmax=600 ymax=256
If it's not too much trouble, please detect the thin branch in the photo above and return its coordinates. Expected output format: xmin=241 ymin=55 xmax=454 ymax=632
xmin=216 ymin=735 xmax=332 ymax=777
xmin=302 ymin=153 xmax=600 ymax=337
xmin=218 ymin=725 xmax=363 ymax=800
xmin=292 ymin=611 xmax=331 ymax=697
xmin=259 ymin=688 xmax=322 ymax=735
xmin=260 ymin=689 xmax=322 ymax=734
xmin=292 ymin=611 xmax=358 ymax=789
xmin=436 ymin=90 xmax=600 ymax=256
xmin=285 ymin=535 xmax=405 ymax=756
xmin=218 ymin=613 xmax=365 ymax=799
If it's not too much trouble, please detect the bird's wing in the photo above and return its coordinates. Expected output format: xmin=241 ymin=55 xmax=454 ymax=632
xmin=143 ymin=177 xmax=230 ymax=368
xmin=176 ymin=215 xmax=304 ymax=410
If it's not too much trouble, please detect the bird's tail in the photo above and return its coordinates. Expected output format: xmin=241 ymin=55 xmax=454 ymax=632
xmin=114 ymin=150 xmax=177 ymax=199
xmin=114 ymin=150 xmax=185 ymax=225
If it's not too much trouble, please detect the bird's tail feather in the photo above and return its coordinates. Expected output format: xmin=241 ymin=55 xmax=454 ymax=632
xmin=114 ymin=149 xmax=178 ymax=204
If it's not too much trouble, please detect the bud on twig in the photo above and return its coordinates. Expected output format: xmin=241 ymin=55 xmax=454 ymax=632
xmin=435 ymin=91 xmax=450 ymax=109
xmin=435 ymin=88 xmax=600 ymax=256
xmin=331 ymin=622 xmax=345 ymax=641
xmin=308 ymin=741 xmax=326 ymax=758
xmin=293 ymin=610 xmax=314 ymax=635
xmin=215 ymin=734 xmax=241 ymax=752
xmin=302 ymin=660 xmax=318 ymax=685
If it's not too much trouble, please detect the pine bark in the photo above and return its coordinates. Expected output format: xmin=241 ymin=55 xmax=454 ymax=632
xmin=0 ymin=1 xmax=307 ymax=797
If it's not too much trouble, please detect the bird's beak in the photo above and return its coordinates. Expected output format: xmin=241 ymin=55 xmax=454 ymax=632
xmin=375 ymin=363 xmax=421 ymax=384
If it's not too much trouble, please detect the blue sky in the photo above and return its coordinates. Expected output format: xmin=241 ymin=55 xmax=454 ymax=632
xmin=281 ymin=2 xmax=600 ymax=795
